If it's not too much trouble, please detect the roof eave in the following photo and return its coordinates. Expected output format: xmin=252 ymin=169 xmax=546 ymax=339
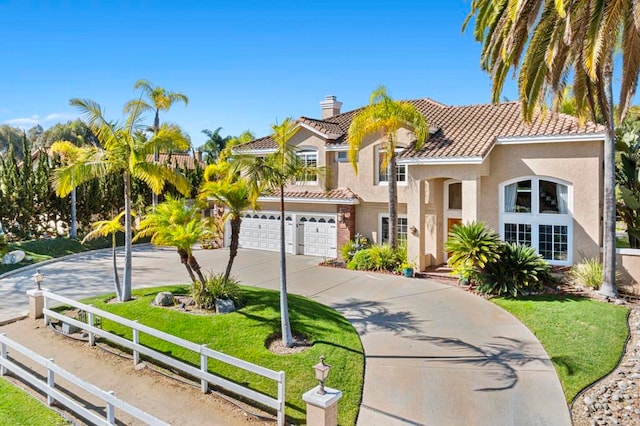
xmin=398 ymin=156 xmax=485 ymax=165
xmin=258 ymin=196 xmax=360 ymax=205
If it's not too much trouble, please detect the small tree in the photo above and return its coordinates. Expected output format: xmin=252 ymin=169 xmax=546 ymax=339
xmin=82 ymin=212 xmax=128 ymax=301
xmin=444 ymin=221 xmax=502 ymax=284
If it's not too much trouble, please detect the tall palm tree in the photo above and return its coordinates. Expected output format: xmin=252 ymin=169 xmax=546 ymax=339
xmin=82 ymin=211 xmax=129 ymax=301
xmin=240 ymin=118 xmax=323 ymax=347
xmin=126 ymin=79 xmax=189 ymax=208
xmin=348 ymin=86 xmax=429 ymax=249
xmin=51 ymin=98 xmax=191 ymax=301
xmin=465 ymin=1 xmax=640 ymax=297
xmin=135 ymin=195 xmax=210 ymax=295
xmin=199 ymin=160 xmax=258 ymax=284
xmin=201 ymin=127 xmax=231 ymax=164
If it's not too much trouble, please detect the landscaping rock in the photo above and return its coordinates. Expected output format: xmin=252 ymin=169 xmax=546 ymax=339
xmin=153 ymin=292 xmax=175 ymax=306
xmin=572 ymin=308 xmax=640 ymax=426
xmin=215 ymin=298 xmax=236 ymax=314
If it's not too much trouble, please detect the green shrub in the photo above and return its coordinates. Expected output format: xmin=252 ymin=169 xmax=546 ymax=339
xmin=369 ymin=244 xmax=398 ymax=271
xmin=192 ymin=273 xmax=243 ymax=309
xmin=347 ymin=249 xmax=375 ymax=271
xmin=476 ymin=243 xmax=551 ymax=297
xmin=0 ymin=234 xmax=8 ymax=257
xmin=445 ymin=221 xmax=501 ymax=282
xmin=569 ymin=258 xmax=615 ymax=289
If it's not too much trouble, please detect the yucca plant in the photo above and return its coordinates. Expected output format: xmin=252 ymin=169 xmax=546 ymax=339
xmin=477 ymin=243 xmax=551 ymax=297
xmin=444 ymin=221 xmax=501 ymax=283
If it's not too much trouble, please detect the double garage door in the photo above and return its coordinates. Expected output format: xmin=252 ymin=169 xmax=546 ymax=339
xmin=237 ymin=212 xmax=337 ymax=258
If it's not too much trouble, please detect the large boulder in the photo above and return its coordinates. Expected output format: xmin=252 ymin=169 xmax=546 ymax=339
xmin=215 ymin=298 xmax=236 ymax=314
xmin=153 ymin=292 xmax=175 ymax=306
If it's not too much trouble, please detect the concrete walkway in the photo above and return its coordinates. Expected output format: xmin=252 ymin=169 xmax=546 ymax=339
xmin=0 ymin=246 xmax=571 ymax=425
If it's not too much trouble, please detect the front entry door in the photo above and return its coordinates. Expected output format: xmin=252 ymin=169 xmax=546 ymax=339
xmin=446 ymin=218 xmax=462 ymax=258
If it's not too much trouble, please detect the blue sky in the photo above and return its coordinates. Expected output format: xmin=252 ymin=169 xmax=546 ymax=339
xmin=0 ymin=0 xmax=517 ymax=147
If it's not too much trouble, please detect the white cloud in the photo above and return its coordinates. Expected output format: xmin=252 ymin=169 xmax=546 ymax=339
xmin=4 ymin=115 xmax=40 ymax=129
xmin=44 ymin=113 xmax=76 ymax=122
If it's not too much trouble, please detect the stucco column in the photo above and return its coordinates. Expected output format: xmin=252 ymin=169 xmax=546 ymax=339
xmin=407 ymin=179 xmax=426 ymax=270
xmin=462 ymin=178 xmax=481 ymax=223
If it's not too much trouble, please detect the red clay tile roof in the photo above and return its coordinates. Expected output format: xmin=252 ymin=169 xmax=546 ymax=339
xmin=149 ymin=153 xmax=203 ymax=170
xmin=235 ymin=99 xmax=604 ymax=160
xmin=259 ymin=187 xmax=359 ymax=203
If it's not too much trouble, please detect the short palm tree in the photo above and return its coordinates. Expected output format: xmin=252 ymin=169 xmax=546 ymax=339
xmin=51 ymin=98 xmax=191 ymax=302
xmin=199 ymin=162 xmax=257 ymax=284
xmin=348 ymin=86 xmax=429 ymax=248
xmin=445 ymin=221 xmax=502 ymax=283
xmin=239 ymin=118 xmax=324 ymax=347
xmin=464 ymin=0 xmax=640 ymax=297
xmin=82 ymin=211 xmax=128 ymax=301
xmin=126 ymin=79 xmax=189 ymax=207
xmin=135 ymin=195 xmax=210 ymax=294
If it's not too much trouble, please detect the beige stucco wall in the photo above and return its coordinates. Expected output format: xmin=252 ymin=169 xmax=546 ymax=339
xmin=355 ymin=202 xmax=407 ymax=244
xmin=481 ymin=141 xmax=603 ymax=262
xmin=616 ymin=251 xmax=640 ymax=296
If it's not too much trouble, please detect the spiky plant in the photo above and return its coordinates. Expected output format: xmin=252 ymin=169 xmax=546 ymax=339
xmin=444 ymin=221 xmax=501 ymax=282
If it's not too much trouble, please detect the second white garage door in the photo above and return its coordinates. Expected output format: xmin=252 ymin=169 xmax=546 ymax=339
xmin=237 ymin=212 xmax=337 ymax=258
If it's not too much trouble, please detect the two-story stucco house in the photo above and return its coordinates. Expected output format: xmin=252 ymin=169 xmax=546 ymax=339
xmin=233 ymin=95 xmax=605 ymax=272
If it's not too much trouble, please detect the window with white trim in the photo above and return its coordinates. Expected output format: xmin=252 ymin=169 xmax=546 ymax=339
xmin=335 ymin=151 xmax=348 ymax=162
xmin=376 ymin=147 xmax=406 ymax=185
xmin=380 ymin=215 xmax=408 ymax=244
xmin=500 ymin=177 xmax=572 ymax=264
xmin=297 ymin=149 xmax=317 ymax=184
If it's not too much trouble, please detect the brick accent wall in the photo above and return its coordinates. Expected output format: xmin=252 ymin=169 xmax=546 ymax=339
xmin=337 ymin=205 xmax=356 ymax=257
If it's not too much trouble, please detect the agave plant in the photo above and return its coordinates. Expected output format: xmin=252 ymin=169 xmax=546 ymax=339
xmin=477 ymin=244 xmax=551 ymax=297
xmin=444 ymin=221 xmax=501 ymax=283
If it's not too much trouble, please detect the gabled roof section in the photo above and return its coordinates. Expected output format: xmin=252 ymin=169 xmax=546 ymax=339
xmin=234 ymin=98 xmax=605 ymax=160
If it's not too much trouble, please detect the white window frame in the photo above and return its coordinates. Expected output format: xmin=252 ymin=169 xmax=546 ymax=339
xmin=499 ymin=176 xmax=573 ymax=265
xmin=296 ymin=148 xmax=318 ymax=185
xmin=376 ymin=146 xmax=407 ymax=186
xmin=378 ymin=213 xmax=408 ymax=245
xmin=335 ymin=151 xmax=348 ymax=162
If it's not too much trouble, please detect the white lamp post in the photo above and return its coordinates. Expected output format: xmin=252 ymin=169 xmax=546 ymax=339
xmin=33 ymin=269 xmax=44 ymax=291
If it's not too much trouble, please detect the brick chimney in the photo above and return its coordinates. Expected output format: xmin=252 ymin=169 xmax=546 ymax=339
xmin=320 ymin=95 xmax=342 ymax=119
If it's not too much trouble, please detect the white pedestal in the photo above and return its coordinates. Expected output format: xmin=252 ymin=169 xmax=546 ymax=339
xmin=303 ymin=386 xmax=342 ymax=426
xmin=26 ymin=288 xmax=45 ymax=319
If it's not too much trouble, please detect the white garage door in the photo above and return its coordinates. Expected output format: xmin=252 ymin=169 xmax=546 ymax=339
xmin=238 ymin=212 xmax=293 ymax=253
xmin=298 ymin=215 xmax=337 ymax=258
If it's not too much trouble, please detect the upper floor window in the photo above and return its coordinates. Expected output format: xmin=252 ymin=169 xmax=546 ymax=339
xmin=297 ymin=149 xmax=317 ymax=184
xmin=377 ymin=147 xmax=406 ymax=185
xmin=335 ymin=151 xmax=348 ymax=162
xmin=504 ymin=179 xmax=568 ymax=214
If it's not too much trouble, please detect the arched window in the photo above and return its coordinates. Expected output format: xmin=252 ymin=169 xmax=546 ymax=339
xmin=500 ymin=177 xmax=572 ymax=265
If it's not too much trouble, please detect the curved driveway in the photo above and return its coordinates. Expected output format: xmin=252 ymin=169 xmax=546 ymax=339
xmin=0 ymin=246 xmax=570 ymax=425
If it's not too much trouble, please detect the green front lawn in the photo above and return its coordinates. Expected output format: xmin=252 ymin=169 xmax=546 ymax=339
xmin=80 ymin=285 xmax=364 ymax=425
xmin=0 ymin=234 xmax=147 ymax=275
xmin=493 ymin=295 xmax=629 ymax=402
xmin=0 ymin=377 xmax=68 ymax=425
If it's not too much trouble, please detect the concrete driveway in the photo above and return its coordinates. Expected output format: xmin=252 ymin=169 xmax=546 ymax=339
xmin=0 ymin=246 xmax=570 ymax=425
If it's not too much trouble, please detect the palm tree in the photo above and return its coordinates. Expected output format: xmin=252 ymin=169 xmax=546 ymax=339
xmin=239 ymin=118 xmax=323 ymax=347
xmin=135 ymin=195 xmax=211 ymax=295
xmin=82 ymin=211 xmax=128 ymax=301
xmin=126 ymin=79 xmax=189 ymax=208
xmin=201 ymin=128 xmax=231 ymax=164
xmin=348 ymin=86 xmax=429 ymax=249
xmin=199 ymin=161 xmax=257 ymax=284
xmin=51 ymin=98 xmax=191 ymax=301
xmin=464 ymin=1 xmax=640 ymax=297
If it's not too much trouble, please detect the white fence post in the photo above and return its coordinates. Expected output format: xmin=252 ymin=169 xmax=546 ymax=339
xmin=133 ymin=320 xmax=139 ymax=366
xmin=47 ymin=358 xmax=55 ymax=406
xmin=200 ymin=344 xmax=208 ymax=394
xmin=106 ymin=390 xmax=115 ymax=424
xmin=278 ymin=371 xmax=286 ymax=426
xmin=43 ymin=294 xmax=49 ymax=325
xmin=88 ymin=306 xmax=95 ymax=346
xmin=0 ymin=333 xmax=6 ymax=376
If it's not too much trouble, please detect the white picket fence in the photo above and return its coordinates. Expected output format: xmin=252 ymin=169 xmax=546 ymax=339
xmin=0 ymin=333 xmax=167 ymax=426
xmin=42 ymin=291 xmax=286 ymax=426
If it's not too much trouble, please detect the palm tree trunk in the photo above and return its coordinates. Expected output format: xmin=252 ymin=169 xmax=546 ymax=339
xmin=122 ymin=171 xmax=133 ymax=301
xmin=70 ymin=187 xmax=77 ymax=239
xmin=152 ymin=110 xmax=160 ymax=210
xmin=224 ymin=216 xmax=242 ymax=283
xmin=279 ymin=186 xmax=293 ymax=347
xmin=111 ymin=233 xmax=122 ymax=301
xmin=600 ymin=60 xmax=618 ymax=298
xmin=178 ymin=248 xmax=198 ymax=283
xmin=388 ymin=153 xmax=398 ymax=249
